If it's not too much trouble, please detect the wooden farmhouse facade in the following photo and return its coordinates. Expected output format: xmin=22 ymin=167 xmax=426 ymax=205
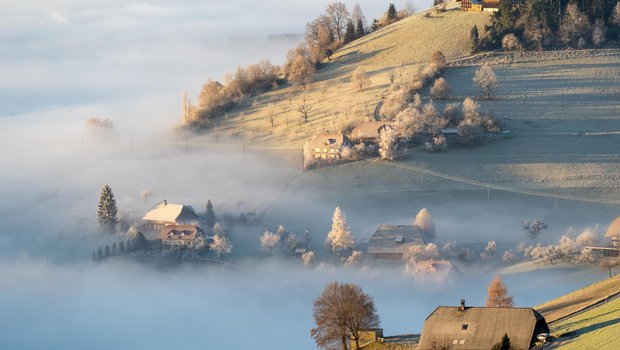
xmin=308 ymin=133 xmax=352 ymax=160
xmin=160 ymin=225 xmax=207 ymax=250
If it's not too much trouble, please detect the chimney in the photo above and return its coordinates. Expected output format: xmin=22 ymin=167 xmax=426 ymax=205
xmin=460 ymin=299 xmax=465 ymax=311
xmin=163 ymin=199 xmax=167 ymax=206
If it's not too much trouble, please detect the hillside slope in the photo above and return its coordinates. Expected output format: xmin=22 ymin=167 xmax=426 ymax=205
xmin=535 ymin=274 xmax=620 ymax=323
xmin=332 ymin=3 xmax=490 ymax=66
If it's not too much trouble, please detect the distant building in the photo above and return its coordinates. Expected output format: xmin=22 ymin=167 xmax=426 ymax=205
xmin=367 ymin=225 xmax=427 ymax=260
xmin=461 ymin=0 xmax=483 ymax=11
xmin=605 ymin=215 xmax=620 ymax=247
xmin=410 ymin=260 xmax=454 ymax=282
xmin=483 ymin=0 xmax=500 ymax=12
xmin=418 ymin=300 xmax=550 ymax=350
xmin=160 ymin=225 xmax=207 ymax=250
xmin=142 ymin=201 xmax=200 ymax=231
xmin=350 ymin=121 xmax=395 ymax=144
xmin=308 ymin=133 xmax=352 ymax=160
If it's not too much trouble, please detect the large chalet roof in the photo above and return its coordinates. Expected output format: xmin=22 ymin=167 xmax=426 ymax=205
xmin=367 ymin=224 xmax=425 ymax=254
xmin=605 ymin=216 xmax=620 ymax=238
xmin=159 ymin=224 xmax=204 ymax=242
xmin=350 ymin=121 xmax=393 ymax=140
xmin=142 ymin=202 xmax=199 ymax=224
xmin=309 ymin=133 xmax=350 ymax=149
xmin=418 ymin=305 xmax=549 ymax=350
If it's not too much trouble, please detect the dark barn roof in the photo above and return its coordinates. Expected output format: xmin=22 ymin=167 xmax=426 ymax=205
xmin=418 ymin=304 xmax=549 ymax=350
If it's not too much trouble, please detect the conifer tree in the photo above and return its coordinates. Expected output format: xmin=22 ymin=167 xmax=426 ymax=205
xmin=470 ymin=25 xmax=480 ymax=53
xmin=326 ymin=207 xmax=355 ymax=257
xmin=104 ymin=245 xmax=111 ymax=257
xmin=344 ymin=20 xmax=356 ymax=43
xmin=355 ymin=18 xmax=365 ymax=38
xmin=97 ymin=185 xmax=118 ymax=233
xmin=119 ymin=240 xmax=125 ymax=254
xmin=205 ymin=198 xmax=216 ymax=229
xmin=387 ymin=3 xmax=397 ymax=20
xmin=111 ymin=241 xmax=118 ymax=256
xmin=485 ymin=276 xmax=514 ymax=307
xmin=97 ymin=247 xmax=103 ymax=259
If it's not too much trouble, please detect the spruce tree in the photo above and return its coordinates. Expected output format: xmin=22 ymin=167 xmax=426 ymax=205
xmin=470 ymin=25 xmax=480 ymax=53
xmin=371 ymin=19 xmax=380 ymax=32
xmin=104 ymin=245 xmax=111 ymax=257
xmin=97 ymin=185 xmax=118 ymax=233
xmin=355 ymin=18 xmax=365 ymax=39
xmin=344 ymin=20 xmax=356 ymax=43
xmin=387 ymin=4 xmax=397 ymax=20
xmin=205 ymin=198 xmax=216 ymax=229
xmin=97 ymin=247 xmax=103 ymax=259
xmin=119 ymin=240 xmax=125 ymax=254
xmin=111 ymin=241 xmax=118 ymax=256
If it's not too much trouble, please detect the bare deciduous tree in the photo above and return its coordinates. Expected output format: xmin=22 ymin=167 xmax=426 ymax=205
xmin=395 ymin=106 xmax=424 ymax=140
xmin=351 ymin=66 xmax=372 ymax=92
xmin=473 ymin=64 xmax=498 ymax=99
xmin=559 ymin=3 xmax=590 ymax=48
xmin=298 ymin=95 xmax=313 ymax=123
xmin=288 ymin=55 xmax=316 ymax=88
xmin=380 ymin=89 xmax=408 ymax=119
xmin=523 ymin=218 xmax=548 ymax=239
xmin=485 ymin=276 xmax=514 ymax=307
xmin=326 ymin=2 xmax=350 ymax=43
xmin=311 ymin=282 xmax=380 ymax=350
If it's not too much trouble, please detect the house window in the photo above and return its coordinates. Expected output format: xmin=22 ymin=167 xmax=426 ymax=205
xmin=314 ymin=148 xmax=320 ymax=152
xmin=461 ymin=324 xmax=468 ymax=331
xmin=459 ymin=340 xmax=465 ymax=344
xmin=452 ymin=340 xmax=458 ymax=344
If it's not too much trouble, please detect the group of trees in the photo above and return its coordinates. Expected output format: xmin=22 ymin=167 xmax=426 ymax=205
xmin=478 ymin=0 xmax=620 ymax=51
xmin=370 ymin=3 xmax=416 ymax=32
xmin=183 ymin=60 xmax=279 ymax=129
xmin=92 ymin=239 xmax=129 ymax=261
xmin=260 ymin=224 xmax=309 ymax=255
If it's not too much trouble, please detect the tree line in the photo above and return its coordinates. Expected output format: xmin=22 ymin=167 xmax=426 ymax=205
xmin=472 ymin=0 xmax=620 ymax=52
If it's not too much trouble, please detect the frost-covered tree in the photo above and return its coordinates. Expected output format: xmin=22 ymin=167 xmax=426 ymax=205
xmin=209 ymin=234 xmax=232 ymax=260
xmin=378 ymin=127 xmax=398 ymax=161
xmin=414 ymin=208 xmax=436 ymax=240
xmin=97 ymin=184 xmax=118 ymax=233
xmin=311 ymin=282 xmax=380 ymax=350
xmin=473 ymin=64 xmax=498 ymax=99
xmin=592 ymin=19 xmax=606 ymax=48
xmin=394 ymin=107 xmax=424 ymax=140
xmin=485 ymin=276 xmax=514 ymax=307
xmin=502 ymin=250 xmax=515 ymax=263
xmin=288 ymin=55 xmax=316 ymax=88
xmin=501 ymin=33 xmax=523 ymax=51
xmin=485 ymin=240 xmax=497 ymax=260
xmin=614 ymin=3 xmax=620 ymax=27
xmin=140 ymin=188 xmax=152 ymax=205
xmin=326 ymin=207 xmax=355 ymax=256
xmin=260 ymin=230 xmax=280 ymax=254
xmin=302 ymin=251 xmax=316 ymax=266
xmin=430 ymin=77 xmax=450 ymax=100
xmin=559 ymin=3 xmax=590 ymax=48
xmin=346 ymin=250 xmax=363 ymax=265
xmin=380 ymin=89 xmax=408 ymax=119
xmin=205 ymin=198 xmax=215 ymax=228
xmin=351 ymin=66 xmax=372 ymax=92
xmin=575 ymin=228 xmax=599 ymax=247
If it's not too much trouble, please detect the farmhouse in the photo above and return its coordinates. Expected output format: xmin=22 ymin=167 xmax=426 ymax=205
xmin=461 ymin=0 xmax=483 ymax=12
xmin=160 ymin=225 xmax=207 ymax=250
xmin=308 ymin=132 xmax=352 ymax=160
xmin=482 ymin=0 xmax=500 ymax=12
xmin=367 ymin=225 xmax=426 ymax=260
xmin=417 ymin=300 xmax=550 ymax=350
xmin=350 ymin=121 xmax=395 ymax=144
xmin=142 ymin=201 xmax=200 ymax=231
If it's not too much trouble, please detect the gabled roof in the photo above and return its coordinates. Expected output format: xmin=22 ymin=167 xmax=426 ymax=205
xmin=142 ymin=202 xmax=199 ymax=223
xmin=418 ymin=306 xmax=548 ymax=350
xmin=483 ymin=0 xmax=500 ymax=8
xmin=605 ymin=216 xmax=620 ymax=238
xmin=309 ymin=133 xmax=350 ymax=149
xmin=367 ymin=224 xmax=425 ymax=254
xmin=350 ymin=121 xmax=393 ymax=140
xmin=160 ymin=225 xmax=204 ymax=241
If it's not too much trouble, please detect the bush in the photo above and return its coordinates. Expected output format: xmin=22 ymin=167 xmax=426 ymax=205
xmin=501 ymin=33 xmax=523 ymax=51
